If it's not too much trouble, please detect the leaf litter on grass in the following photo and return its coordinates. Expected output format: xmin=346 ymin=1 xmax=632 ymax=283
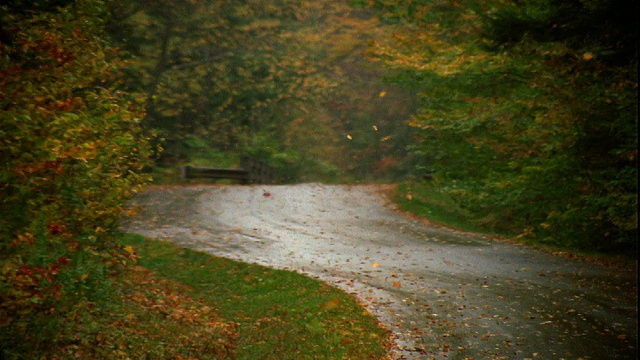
xmin=43 ymin=265 xmax=237 ymax=360
xmin=114 ymin=233 xmax=394 ymax=360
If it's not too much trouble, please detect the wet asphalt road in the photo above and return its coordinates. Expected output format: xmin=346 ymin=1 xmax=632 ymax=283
xmin=122 ymin=184 xmax=637 ymax=359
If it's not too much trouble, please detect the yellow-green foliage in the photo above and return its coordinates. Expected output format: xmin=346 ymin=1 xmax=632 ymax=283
xmin=1 ymin=0 xmax=153 ymax=343
xmin=361 ymin=0 xmax=637 ymax=252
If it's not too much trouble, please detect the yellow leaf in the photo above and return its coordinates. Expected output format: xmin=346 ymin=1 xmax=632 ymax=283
xmin=321 ymin=298 xmax=341 ymax=309
xmin=346 ymin=134 xmax=353 ymax=140
xmin=124 ymin=245 xmax=135 ymax=254
xmin=80 ymin=274 xmax=89 ymax=280
xmin=132 ymin=292 xmax=147 ymax=303
xmin=379 ymin=91 xmax=386 ymax=98
xmin=372 ymin=262 xmax=380 ymax=267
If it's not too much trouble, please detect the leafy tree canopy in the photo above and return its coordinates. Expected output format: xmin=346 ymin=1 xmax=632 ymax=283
xmin=360 ymin=0 xmax=637 ymax=252
xmin=106 ymin=0 xmax=336 ymax=167
xmin=1 ymin=0 xmax=152 ymax=334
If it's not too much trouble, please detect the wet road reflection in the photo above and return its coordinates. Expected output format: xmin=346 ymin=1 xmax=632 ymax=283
xmin=123 ymin=184 xmax=637 ymax=359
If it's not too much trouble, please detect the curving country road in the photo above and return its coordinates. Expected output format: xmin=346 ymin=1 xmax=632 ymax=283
xmin=122 ymin=184 xmax=637 ymax=359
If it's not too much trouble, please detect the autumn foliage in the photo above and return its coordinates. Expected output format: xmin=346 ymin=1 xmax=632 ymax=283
xmin=361 ymin=0 xmax=637 ymax=252
xmin=1 ymin=0 xmax=152 ymax=351
xmin=107 ymin=0 xmax=338 ymax=169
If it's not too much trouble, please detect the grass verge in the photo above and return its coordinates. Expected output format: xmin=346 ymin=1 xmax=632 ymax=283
xmin=394 ymin=181 xmax=637 ymax=270
xmin=393 ymin=182 xmax=489 ymax=235
xmin=120 ymin=234 xmax=391 ymax=359
xmin=1 ymin=234 xmax=389 ymax=359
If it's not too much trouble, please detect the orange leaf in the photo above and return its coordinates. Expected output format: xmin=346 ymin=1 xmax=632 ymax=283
xmin=393 ymin=282 xmax=401 ymax=288
xmin=321 ymin=298 xmax=341 ymax=309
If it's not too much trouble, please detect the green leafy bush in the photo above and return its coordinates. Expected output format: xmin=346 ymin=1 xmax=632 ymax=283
xmin=0 ymin=0 xmax=152 ymax=349
xmin=364 ymin=0 xmax=637 ymax=253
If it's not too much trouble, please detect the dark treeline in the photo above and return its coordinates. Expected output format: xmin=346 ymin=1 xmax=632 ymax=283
xmin=360 ymin=0 xmax=637 ymax=253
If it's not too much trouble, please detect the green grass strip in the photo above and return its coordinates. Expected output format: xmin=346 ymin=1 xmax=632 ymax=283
xmin=394 ymin=182 xmax=488 ymax=234
xmin=120 ymin=234 xmax=390 ymax=359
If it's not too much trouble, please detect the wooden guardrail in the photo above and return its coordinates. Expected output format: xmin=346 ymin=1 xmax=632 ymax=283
xmin=180 ymin=157 xmax=275 ymax=184
xmin=181 ymin=166 xmax=250 ymax=183
xmin=240 ymin=157 xmax=275 ymax=184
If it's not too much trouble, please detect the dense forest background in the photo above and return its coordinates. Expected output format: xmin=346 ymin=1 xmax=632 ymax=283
xmin=0 ymin=0 xmax=637 ymax=345
xmin=102 ymin=0 xmax=638 ymax=255
xmin=102 ymin=0 xmax=419 ymax=182
xmin=358 ymin=0 xmax=637 ymax=253
xmin=113 ymin=0 xmax=637 ymax=253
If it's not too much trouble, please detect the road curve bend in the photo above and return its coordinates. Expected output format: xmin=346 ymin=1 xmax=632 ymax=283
xmin=122 ymin=184 xmax=637 ymax=359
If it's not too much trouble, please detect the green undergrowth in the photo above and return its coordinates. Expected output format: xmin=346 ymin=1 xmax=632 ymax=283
xmin=395 ymin=182 xmax=637 ymax=268
xmin=394 ymin=182 xmax=492 ymax=235
xmin=120 ymin=234 xmax=390 ymax=359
